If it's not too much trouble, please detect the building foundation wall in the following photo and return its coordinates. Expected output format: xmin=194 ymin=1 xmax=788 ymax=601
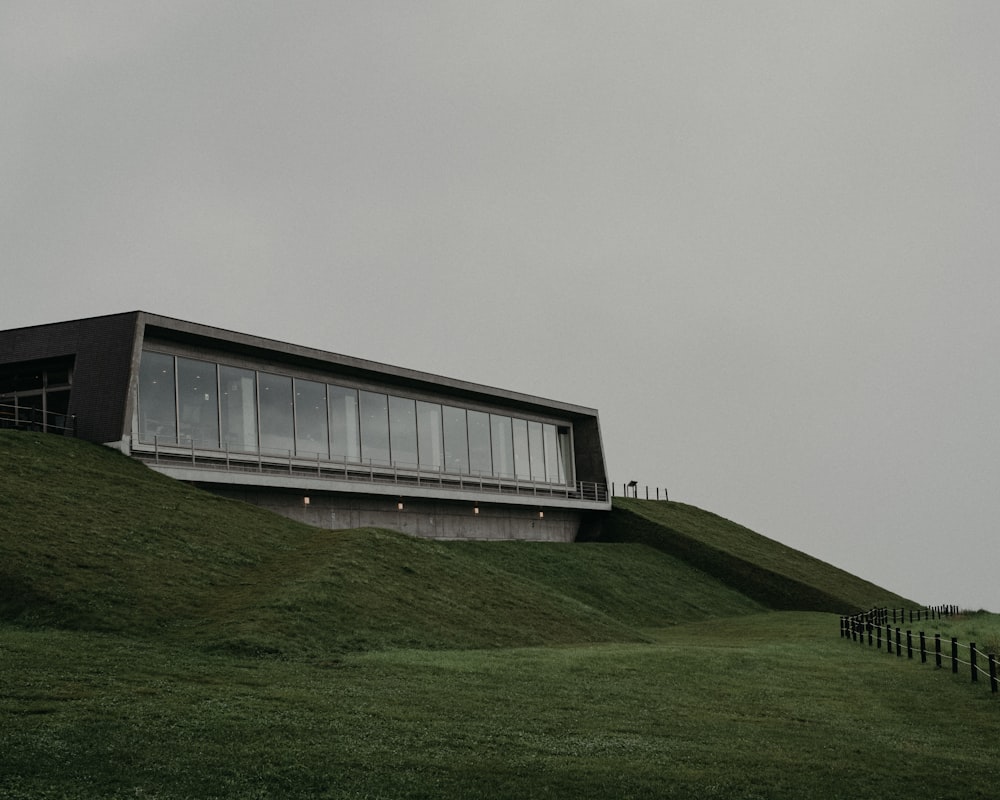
xmin=202 ymin=485 xmax=581 ymax=542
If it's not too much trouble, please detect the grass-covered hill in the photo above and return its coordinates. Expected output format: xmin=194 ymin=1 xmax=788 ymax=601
xmin=601 ymin=498 xmax=904 ymax=612
xmin=1 ymin=430 xmax=903 ymax=655
xmin=4 ymin=430 xmax=999 ymax=800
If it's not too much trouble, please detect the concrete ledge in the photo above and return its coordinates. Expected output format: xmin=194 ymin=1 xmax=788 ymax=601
xmin=145 ymin=462 xmax=611 ymax=512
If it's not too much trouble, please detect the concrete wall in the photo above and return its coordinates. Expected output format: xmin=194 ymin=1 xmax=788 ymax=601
xmin=0 ymin=312 xmax=141 ymax=444
xmin=202 ymin=486 xmax=581 ymax=542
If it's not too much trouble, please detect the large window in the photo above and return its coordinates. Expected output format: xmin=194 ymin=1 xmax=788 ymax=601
xmin=177 ymin=357 xmax=219 ymax=447
xmin=295 ymin=379 xmax=329 ymax=458
xmin=134 ymin=350 xmax=573 ymax=484
xmin=417 ymin=401 xmax=443 ymax=470
xmin=528 ymin=421 xmax=545 ymax=481
xmin=259 ymin=372 xmax=294 ymax=454
xmin=467 ymin=410 xmax=492 ymax=475
xmin=329 ymin=384 xmax=360 ymax=462
xmin=543 ymin=424 xmax=561 ymax=484
xmin=360 ymin=391 xmax=390 ymax=465
xmin=138 ymin=351 xmax=176 ymax=443
xmin=512 ymin=418 xmax=531 ymax=480
xmin=442 ymin=405 xmax=469 ymax=474
xmin=220 ymin=365 xmax=257 ymax=451
xmin=389 ymin=395 xmax=418 ymax=468
xmin=490 ymin=415 xmax=515 ymax=478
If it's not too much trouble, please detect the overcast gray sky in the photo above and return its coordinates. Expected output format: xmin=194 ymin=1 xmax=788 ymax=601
xmin=3 ymin=2 xmax=999 ymax=611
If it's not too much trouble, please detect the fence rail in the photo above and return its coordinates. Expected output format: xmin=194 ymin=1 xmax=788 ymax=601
xmin=131 ymin=437 xmax=610 ymax=504
xmin=840 ymin=606 xmax=999 ymax=696
xmin=0 ymin=402 xmax=75 ymax=436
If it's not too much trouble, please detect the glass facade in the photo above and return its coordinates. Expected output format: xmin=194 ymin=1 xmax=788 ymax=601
xmin=388 ymin=395 xmax=418 ymax=469
xmin=442 ymin=405 xmax=469 ymax=474
xmin=136 ymin=350 xmax=573 ymax=485
xmin=359 ymin=391 xmax=390 ymax=465
xmin=328 ymin=384 xmax=360 ymax=461
xmin=467 ymin=410 xmax=492 ymax=475
xmin=138 ymin=351 xmax=176 ymax=443
xmin=220 ymin=365 xmax=257 ymax=451
xmin=177 ymin=357 xmax=218 ymax=447
xmin=417 ymin=400 xmax=443 ymax=470
xmin=295 ymin=379 xmax=329 ymax=458
xmin=259 ymin=372 xmax=294 ymax=454
xmin=490 ymin=414 xmax=514 ymax=478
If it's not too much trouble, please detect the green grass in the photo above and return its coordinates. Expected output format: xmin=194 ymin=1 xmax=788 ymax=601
xmin=3 ymin=614 xmax=998 ymax=799
xmin=1 ymin=430 xmax=996 ymax=798
xmin=605 ymin=498 xmax=911 ymax=611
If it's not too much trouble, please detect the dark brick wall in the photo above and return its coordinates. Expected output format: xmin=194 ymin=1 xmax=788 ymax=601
xmin=0 ymin=313 xmax=141 ymax=443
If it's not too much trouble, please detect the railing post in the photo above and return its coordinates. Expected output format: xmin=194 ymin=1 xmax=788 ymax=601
xmin=952 ymin=637 xmax=959 ymax=674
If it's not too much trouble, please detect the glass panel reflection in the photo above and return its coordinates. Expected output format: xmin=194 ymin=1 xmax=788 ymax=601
xmin=443 ymin=405 xmax=469 ymax=474
xmin=138 ymin=351 xmax=176 ymax=444
xmin=512 ymin=418 xmax=530 ymax=480
xmin=220 ymin=365 xmax=257 ymax=451
xmin=528 ymin=420 xmax=545 ymax=481
xmin=295 ymin=379 xmax=329 ymax=458
xmin=490 ymin=415 xmax=514 ymax=478
xmin=328 ymin=384 xmax=360 ymax=462
xmin=417 ymin=401 xmax=443 ymax=470
xmin=389 ymin=395 xmax=418 ymax=468
xmin=360 ymin=391 xmax=390 ymax=465
xmin=177 ymin=357 xmax=219 ymax=448
xmin=259 ymin=372 xmax=294 ymax=454
xmin=468 ymin=410 xmax=492 ymax=475
xmin=543 ymin=424 xmax=562 ymax=484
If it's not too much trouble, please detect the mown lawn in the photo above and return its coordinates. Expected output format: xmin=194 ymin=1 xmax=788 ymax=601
xmin=3 ymin=613 xmax=997 ymax=800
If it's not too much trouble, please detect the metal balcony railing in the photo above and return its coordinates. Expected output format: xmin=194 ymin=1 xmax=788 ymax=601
xmin=0 ymin=402 xmax=75 ymax=436
xmin=130 ymin=436 xmax=609 ymax=504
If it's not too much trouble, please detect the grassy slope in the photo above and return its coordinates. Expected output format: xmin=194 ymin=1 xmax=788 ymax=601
xmin=1 ymin=431 xmax=895 ymax=655
xmin=3 ymin=431 xmax=998 ymax=798
xmin=604 ymin=498 xmax=911 ymax=612
xmin=1 ymin=432 xmax=645 ymax=653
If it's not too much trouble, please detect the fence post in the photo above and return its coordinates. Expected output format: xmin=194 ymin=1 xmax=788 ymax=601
xmin=887 ymin=624 xmax=893 ymax=654
xmin=990 ymin=654 xmax=998 ymax=694
xmin=895 ymin=629 xmax=902 ymax=658
xmin=970 ymin=643 xmax=978 ymax=683
xmin=919 ymin=632 xmax=926 ymax=664
xmin=906 ymin=631 xmax=913 ymax=660
xmin=952 ymin=637 xmax=959 ymax=674
xmin=935 ymin=633 xmax=941 ymax=669
xmin=877 ymin=624 xmax=882 ymax=650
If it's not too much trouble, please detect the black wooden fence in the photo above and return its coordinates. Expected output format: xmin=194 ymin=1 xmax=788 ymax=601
xmin=841 ymin=607 xmax=999 ymax=696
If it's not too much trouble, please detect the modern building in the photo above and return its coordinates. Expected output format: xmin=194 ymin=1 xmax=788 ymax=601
xmin=0 ymin=312 xmax=610 ymax=541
